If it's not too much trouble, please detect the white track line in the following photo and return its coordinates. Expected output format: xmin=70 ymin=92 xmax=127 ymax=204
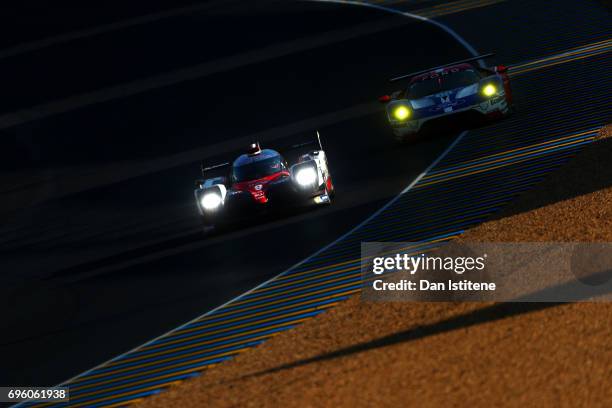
xmin=0 ymin=0 xmax=485 ymax=131
xmin=19 ymin=0 xmax=478 ymax=401
xmin=309 ymin=0 xmax=483 ymax=65
xmin=38 ymin=127 xmax=466 ymax=401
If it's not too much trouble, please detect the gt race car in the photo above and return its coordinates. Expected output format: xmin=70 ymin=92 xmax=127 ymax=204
xmin=194 ymin=132 xmax=334 ymax=229
xmin=379 ymin=53 xmax=513 ymax=141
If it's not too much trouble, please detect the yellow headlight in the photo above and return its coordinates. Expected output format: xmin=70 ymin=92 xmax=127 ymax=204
xmin=482 ymin=84 xmax=497 ymax=97
xmin=393 ymin=105 xmax=411 ymax=120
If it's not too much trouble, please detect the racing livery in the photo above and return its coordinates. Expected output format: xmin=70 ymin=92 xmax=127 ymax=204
xmin=194 ymin=133 xmax=334 ymax=228
xmin=379 ymin=53 xmax=513 ymax=141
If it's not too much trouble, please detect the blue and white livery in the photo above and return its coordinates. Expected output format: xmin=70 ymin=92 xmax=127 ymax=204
xmin=379 ymin=54 xmax=513 ymax=141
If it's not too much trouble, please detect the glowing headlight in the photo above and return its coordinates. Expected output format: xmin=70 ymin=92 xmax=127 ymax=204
xmin=201 ymin=193 xmax=222 ymax=210
xmin=481 ymin=84 xmax=497 ymax=97
xmin=393 ymin=105 xmax=411 ymax=120
xmin=295 ymin=167 xmax=317 ymax=186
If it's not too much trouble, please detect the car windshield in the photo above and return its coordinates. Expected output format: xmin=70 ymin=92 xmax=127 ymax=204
xmin=409 ymin=69 xmax=481 ymax=98
xmin=232 ymin=156 xmax=284 ymax=182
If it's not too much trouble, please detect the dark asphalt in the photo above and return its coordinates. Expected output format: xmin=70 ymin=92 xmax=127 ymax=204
xmin=0 ymin=0 xmax=463 ymax=387
xmin=2 ymin=0 xmax=607 ymax=395
xmin=0 ymin=2 xmax=400 ymax=113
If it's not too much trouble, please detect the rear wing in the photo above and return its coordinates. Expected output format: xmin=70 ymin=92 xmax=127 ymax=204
xmin=201 ymin=161 xmax=230 ymax=175
xmin=196 ymin=161 xmax=229 ymax=188
xmin=198 ymin=131 xmax=324 ymax=180
xmin=389 ymin=53 xmax=495 ymax=83
xmin=286 ymin=131 xmax=323 ymax=152
xmin=277 ymin=131 xmax=325 ymax=165
xmin=199 ymin=162 xmax=230 ymax=189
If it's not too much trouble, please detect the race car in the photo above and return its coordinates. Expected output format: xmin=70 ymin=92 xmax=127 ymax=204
xmin=194 ymin=132 xmax=334 ymax=228
xmin=379 ymin=53 xmax=513 ymax=141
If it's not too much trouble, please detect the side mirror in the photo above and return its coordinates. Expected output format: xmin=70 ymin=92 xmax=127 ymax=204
xmin=496 ymin=64 xmax=508 ymax=73
xmin=378 ymin=95 xmax=391 ymax=103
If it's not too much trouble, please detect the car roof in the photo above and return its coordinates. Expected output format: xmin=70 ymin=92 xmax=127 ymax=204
xmin=233 ymin=149 xmax=281 ymax=167
xmin=409 ymin=63 xmax=475 ymax=84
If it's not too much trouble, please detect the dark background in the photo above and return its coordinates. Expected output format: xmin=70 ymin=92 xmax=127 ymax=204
xmin=0 ymin=0 xmax=464 ymax=387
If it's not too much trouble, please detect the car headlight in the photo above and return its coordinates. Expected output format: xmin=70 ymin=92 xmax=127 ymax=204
xmin=481 ymin=83 xmax=497 ymax=97
xmin=201 ymin=193 xmax=222 ymax=210
xmin=295 ymin=167 xmax=318 ymax=186
xmin=392 ymin=105 xmax=411 ymax=120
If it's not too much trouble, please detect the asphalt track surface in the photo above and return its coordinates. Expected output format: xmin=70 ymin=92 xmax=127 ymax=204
xmin=0 ymin=0 xmax=470 ymax=390
xmin=0 ymin=0 xmax=610 ymax=405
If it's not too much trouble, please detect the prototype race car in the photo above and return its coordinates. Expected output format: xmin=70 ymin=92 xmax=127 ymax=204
xmin=194 ymin=133 xmax=334 ymax=228
xmin=379 ymin=53 xmax=513 ymax=141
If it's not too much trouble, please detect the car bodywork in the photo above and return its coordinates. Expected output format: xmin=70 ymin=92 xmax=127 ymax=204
xmin=194 ymin=135 xmax=334 ymax=228
xmin=380 ymin=54 xmax=513 ymax=141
